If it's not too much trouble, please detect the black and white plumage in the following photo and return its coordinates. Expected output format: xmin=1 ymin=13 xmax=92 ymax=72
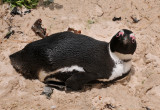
xmin=9 ymin=29 xmax=137 ymax=91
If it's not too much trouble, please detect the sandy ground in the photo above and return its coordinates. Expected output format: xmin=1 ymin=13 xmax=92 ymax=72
xmin=0 ymin=0 xmax=160 ymax=110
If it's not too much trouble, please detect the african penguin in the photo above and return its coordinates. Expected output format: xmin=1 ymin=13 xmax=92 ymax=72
xmin=9 ymin=29 xmax=137 ymax=91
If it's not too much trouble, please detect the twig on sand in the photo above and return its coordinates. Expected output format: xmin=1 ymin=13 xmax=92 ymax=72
xmin=8 ymin=39 xmax=33 ymax=43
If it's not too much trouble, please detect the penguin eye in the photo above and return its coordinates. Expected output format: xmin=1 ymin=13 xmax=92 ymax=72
xmin=116 ymin=30 xmax=124 ymax=37
xmin=130 ymin=33 xmax=136 ymax=43
xmin=132 ymin=39 xmax=135 ymax=43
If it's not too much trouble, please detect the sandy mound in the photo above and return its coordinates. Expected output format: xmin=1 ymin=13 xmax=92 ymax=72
xmin=0 ymin=0 xmax=160 ymax=109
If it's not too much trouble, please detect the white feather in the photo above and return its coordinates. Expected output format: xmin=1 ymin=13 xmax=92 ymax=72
xmin=59 ymin=65 xmax=84 ymax=73
xmin=38 ymin=65 xmax=85 ymax=82
xmin=108 ymin=44 xmax=132 ymax=80
xmin=114 ymin=52 xmax=132 ymax=60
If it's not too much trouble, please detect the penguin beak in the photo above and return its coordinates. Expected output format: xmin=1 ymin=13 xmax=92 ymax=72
xmin=122 ymin=36 xmax=128 ymax=45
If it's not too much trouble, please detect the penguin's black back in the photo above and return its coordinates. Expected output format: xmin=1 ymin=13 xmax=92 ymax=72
xmin=10 ymin=31 xmax=114 ymax=79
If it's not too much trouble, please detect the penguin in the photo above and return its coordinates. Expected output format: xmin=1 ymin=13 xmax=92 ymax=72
xmin=9 ymin=29 xmax=137 ymax=91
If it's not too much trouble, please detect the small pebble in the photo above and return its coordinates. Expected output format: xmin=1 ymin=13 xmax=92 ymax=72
xmin=51 ymin=105 xmax=56 ymax=109
xmin=112 ymin=17 xmax=121 ymax=21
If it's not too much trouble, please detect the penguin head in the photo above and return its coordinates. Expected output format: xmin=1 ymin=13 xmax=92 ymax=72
xmin=110 ymin=29 xmax=137 ymax=55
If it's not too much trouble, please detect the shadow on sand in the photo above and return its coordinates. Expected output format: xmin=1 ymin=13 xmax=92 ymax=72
xmin=38 ymin=0 xmax=63 ymax=10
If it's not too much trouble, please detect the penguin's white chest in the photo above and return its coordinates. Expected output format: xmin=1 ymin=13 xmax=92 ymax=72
xmin=108 ymin=44 xmax=132 ymax=81
xmin=109 ymin=61 xmax=131 ymax=80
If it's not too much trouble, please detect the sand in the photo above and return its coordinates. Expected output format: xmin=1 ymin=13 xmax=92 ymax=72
xmin=0 ymin=0 xmax=160 ymax=110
